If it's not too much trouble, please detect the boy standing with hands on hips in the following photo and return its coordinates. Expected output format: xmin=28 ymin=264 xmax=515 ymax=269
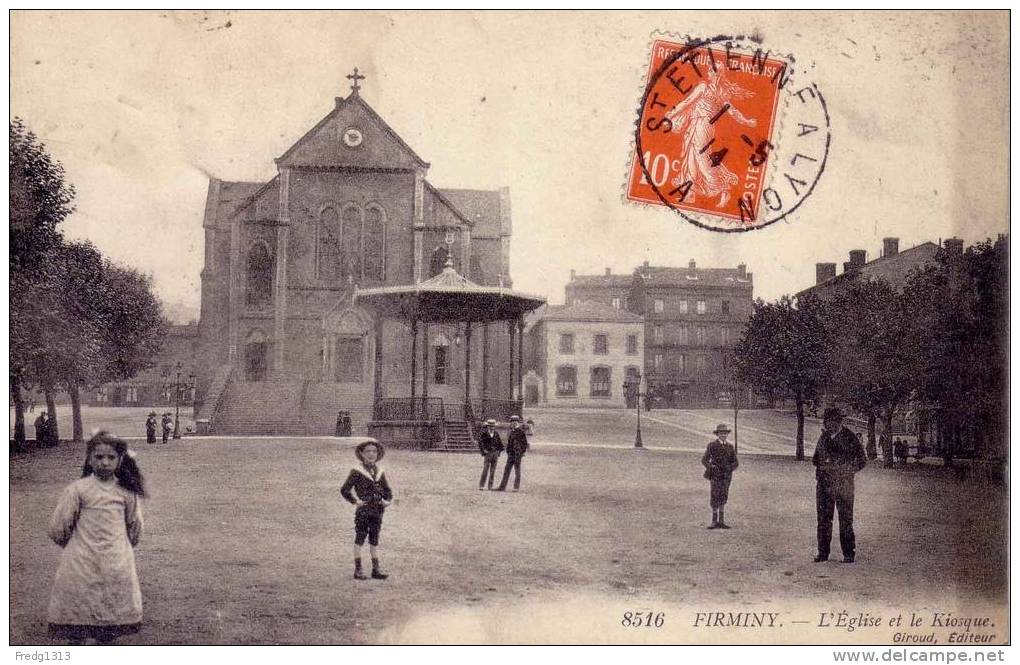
xmin=340 ymin=440 xmax=393 ymax=580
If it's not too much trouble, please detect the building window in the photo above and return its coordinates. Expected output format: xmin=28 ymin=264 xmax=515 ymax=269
xmin=679 ymin=354 xmax=687 ymax=374
xmin=125 ymin=387 xmax=138 ymax=403
xmin=245 ymin=242 xmax=273 ymax=310
xmin=720 ymin=328 xmax=730 ymax=346
xmin=433 ymin=345 xmax=448 ymax=385
xmin=363 ymin=204 xmax=386 ymax=281
xmin=678 ymin=326 xmax=689 ymax=344
xmin=694 ymin=327 xmax=705 ymax=345
xmin=654 ymin=354 xmax=664 ymax=372
xmin=341 ymin=205 xmax=363 ymax=280
xmin=696 ymin=300 xmax=706 ymax=315
xmin=678 ymin=300 xmax=689 ymax=314
xmin=626 ymin=334 xmax=638 ymax=355
xmin=696 ymin=355 xmax=708 ymax=375
xmin=244 ymin=331 xmax=270 ymax=382
xmin=317 ymin=206 xmax=342 ymax=282
xmin=336 ymin=336 xmax=364 ymax=383
xmin=653 ymin=325 xmax=663 ymax=344
xmin=590 ymin=367 xmax=611 ymax=398
xmin=593 ymin=334 xmax=608 ymax=355
xmin=556 ymin=366 xmax=577 ymax=396
xmin=559 ymin=333 xmax=574 ymax=354
xmin=654 ymin=299 xmax=664 ymax=313
xmin=612 ymin=297 xmax=621 ymax=310
xmin=722 ymin=300 xmax=731 ymax=314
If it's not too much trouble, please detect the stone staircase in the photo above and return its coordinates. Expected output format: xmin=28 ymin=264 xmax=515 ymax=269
xmin=433 ymin=419 xmax=476 ymax=453
xmin=214 ymin=380 xmax=308 ymax=435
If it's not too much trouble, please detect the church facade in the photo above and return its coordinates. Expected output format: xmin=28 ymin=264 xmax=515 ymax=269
xmin=195 ymin=76 xmax=515 ymax=434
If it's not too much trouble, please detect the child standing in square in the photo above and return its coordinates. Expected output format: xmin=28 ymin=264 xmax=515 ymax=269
xmin=702 ymin=423 xmax=739 ymax=529
xmin=47 ymin=431 xmax=146 ymax=645
xmin=340 ymin=440 xmax=393 ymax=580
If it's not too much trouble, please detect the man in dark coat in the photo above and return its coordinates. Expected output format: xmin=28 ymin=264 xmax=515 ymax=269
xmin=496 ymin=415 xmax=529 ymax=492
xmin=813 ymin=407 xmax=867 ymax=563
xmin=145 ymin=412 xmax=158 ymax=444
xmin=702 ymin=423 xmax=739 ymax=529
xmin=34 ymin=412 xmax=49 ymax=446
xmin=477 ymin=419 xmax=504 ymax=490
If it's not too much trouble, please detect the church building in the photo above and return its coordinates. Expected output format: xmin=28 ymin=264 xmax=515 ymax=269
xmin=195 ymin=71 xmax=516 ymax=435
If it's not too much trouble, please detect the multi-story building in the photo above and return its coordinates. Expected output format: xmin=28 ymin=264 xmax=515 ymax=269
xmin=795 ymin=237 xmax=943 ymax=300
xmin=87 ymin=323 xmax=200 ymax=407
xmin=564 ymin=260 xmax=754 ymax=407
xmin=564 ymin=268 xmax=633 ymax=311
xmin=523 ymin=301 xmax=644 ymax=408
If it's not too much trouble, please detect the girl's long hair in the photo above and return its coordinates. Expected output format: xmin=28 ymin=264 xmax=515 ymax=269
xmin=82 ymin=431 xmax=147 ymax=497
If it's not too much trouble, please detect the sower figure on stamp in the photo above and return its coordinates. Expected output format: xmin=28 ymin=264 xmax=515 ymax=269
xmin=340 ymin=440 xmax=393 ymax=580
xmin=702 ymin=423 xmax=739 ymax=529
xmin=813 ymin=407 xmax=867 ymax=563
xmin=496 ymin=415 xmax=529 ymax=492
xmin=478 ymin=419 xmax=504 ymax=490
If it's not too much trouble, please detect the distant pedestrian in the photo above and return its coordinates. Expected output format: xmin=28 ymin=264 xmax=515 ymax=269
xmin=813 ymin=407 xmax=867 ymax=563
xmin=47 ymin=431 xmax=145 ymax=645
xmin=34 ymin=411 xmax=49 ymax=446
xmin=477 ymin=419 xmax=504 ymax=490
xmin=496 ymin=415 xmax=529 ymax=492
xmin=161 ymin=413 xmax=173 ymax=444
xmin=702 ymin=423 xmax=739 ymax=529
xmin=894 ymin=438 xmax=909 ymax=465
xmin=29 ymin=398 xmax=36 ymax=413
xmin=340 ymin=440 xmax=393 ymax=580
xmin=145 ymin=412 xmax=157 ymax=445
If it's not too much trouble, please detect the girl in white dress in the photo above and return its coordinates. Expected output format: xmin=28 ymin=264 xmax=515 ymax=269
xmin=47 ymin=432 xmax=146 ymax=645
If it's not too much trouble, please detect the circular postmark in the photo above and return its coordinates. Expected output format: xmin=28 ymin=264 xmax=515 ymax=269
xmin=629 ymin=34 xmax=831 ymax=232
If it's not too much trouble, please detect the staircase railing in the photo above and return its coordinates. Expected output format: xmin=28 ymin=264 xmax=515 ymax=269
xmin=372 ymin=397 xmax=444 ymax=422
xmin=195 ymin=365 xmax=232 ymax=434
xmin=470 ymin=398 xmax=524 ymax=424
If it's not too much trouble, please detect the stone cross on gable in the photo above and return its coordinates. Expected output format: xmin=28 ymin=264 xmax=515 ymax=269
xmin=346 ymin=67 xmax=366 ymax=95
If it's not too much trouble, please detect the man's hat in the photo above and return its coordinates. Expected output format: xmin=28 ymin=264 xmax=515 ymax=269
xmin=355 ymin=439 xmax=385 ymax=463
xmin=713 ymin=423 xmax=731 ymax=434
xmin=509 ymin=415 xmax=521 ymax=422
xmin=823 ymin=407 xmax=845 ymax=421
xmin=485 ymin=419 xmax=497 ymax=426
xmin=148 ymin=411 xmax=157 ymax=416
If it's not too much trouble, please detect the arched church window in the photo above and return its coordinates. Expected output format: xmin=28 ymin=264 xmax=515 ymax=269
xmin=317 ymin=206 xmax=342 ymax=282
xmin=244 ymin=330 xmax=269 ymax=382
xmin=246 ymin=242 xmax=273 ymax=310
xmin=363 ymin=203 xmax=386 ymax=282
xmin=429 ymin=245 xmax=449 ymax=278
xmin=341 ymin=204 xmax=362 ymax=282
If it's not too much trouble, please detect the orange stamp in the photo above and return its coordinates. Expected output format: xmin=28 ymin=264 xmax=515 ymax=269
xmin=628 ymin=35 xmax=830 ymax=232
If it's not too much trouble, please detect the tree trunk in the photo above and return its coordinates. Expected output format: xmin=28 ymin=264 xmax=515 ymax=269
xmin=10 ymin=374 xmax=26 ymax=452
xmin=795 ymin=397 xmax=805 ymax=461
xmin=866 ymin=411 xmax=878 ymax=460
xmin=68 ymin=380 xmax=83 ymax=443
xmin=881 ymin=405 xmax=896 ymax=467
xmin=44 ymin=387 xmax=59 ymax=444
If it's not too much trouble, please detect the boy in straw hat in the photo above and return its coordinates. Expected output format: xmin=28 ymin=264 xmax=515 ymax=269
xmin=477 ymin=419 xmax=504 ymax=490
xmin=702 ymin=423 xmax=739 ymax=529
xmin=340 ymin=440 xmax=393 ymax=580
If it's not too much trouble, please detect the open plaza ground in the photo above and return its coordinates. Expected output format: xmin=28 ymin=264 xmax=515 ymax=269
xmin=10 ymin=407 xmax=1008 ymax=645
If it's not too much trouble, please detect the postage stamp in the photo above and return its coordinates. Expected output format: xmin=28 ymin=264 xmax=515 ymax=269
xmin=627 ymin=34 xmax=831 ymax=232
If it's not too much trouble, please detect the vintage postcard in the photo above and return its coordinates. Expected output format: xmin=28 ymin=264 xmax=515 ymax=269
xmin=8 ymin=9 xmax=1009 ymax=654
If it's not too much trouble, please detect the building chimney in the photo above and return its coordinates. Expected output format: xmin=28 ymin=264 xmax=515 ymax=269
xmin=849 ymin=250 xmax=867 ymax=268
xmin=689 ymin=259 xmax=696 ymax=269
xmin=605 ymin=267 xmax=611 ymax=276
xmin=843 ymin=261 xmax=854 ymax=274
xmin=882 ymin=237 xmax=899 ymax=257
xmin=815 ymin=262 xmax=837 ymax=284
xmin=944 ymin=237 xmax=964 ymax=255
xmin=570 ymin=269 xmax=576 ymax=280
xmin=737 ymin=263 xmax=747 ymax=278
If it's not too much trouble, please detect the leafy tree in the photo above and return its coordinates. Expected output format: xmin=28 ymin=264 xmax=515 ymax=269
xmin=733 ymin=295 xmax=830 ymax=460
xmin=10 ymin=118 xmax=75 ymax=449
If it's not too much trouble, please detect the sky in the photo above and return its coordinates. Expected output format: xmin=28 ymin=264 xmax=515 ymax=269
xmin=10 ymin=10 xmax=1009 ymax=316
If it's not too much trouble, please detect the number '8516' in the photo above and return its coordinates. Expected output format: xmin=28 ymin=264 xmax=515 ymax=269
xmin=622 ymin=611 xmax=665 ymax=627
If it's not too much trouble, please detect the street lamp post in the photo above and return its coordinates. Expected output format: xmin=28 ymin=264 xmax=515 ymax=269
xmin=624 ymin=372 xmax=644 ymax=449
xmin=161 ymin=362 xmax=196 ymax=440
